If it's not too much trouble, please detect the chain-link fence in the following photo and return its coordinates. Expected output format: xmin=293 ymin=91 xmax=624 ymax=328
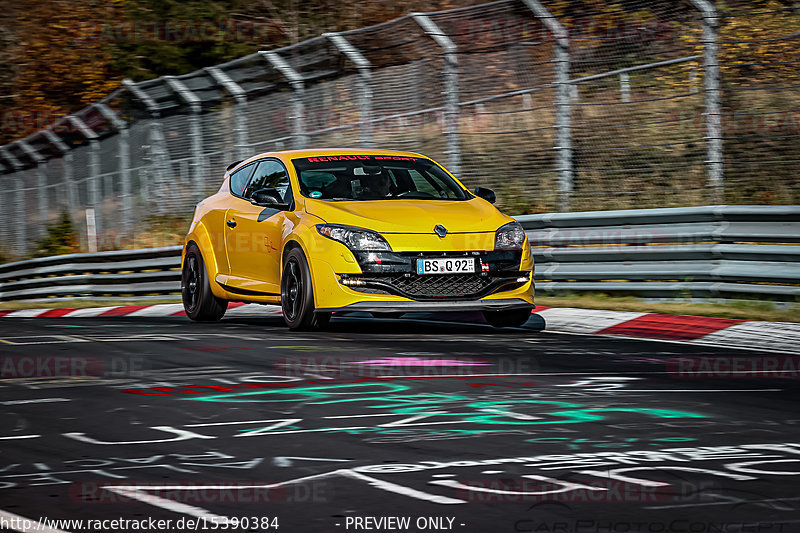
xmin=1 ymin=0 xmax=798 ymax=257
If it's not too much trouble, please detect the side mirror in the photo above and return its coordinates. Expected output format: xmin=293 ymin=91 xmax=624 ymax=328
xmin=473 ymin=187 xmax=496 ymax=204
xmin=251 ymin=188 xmax=290 ymax=210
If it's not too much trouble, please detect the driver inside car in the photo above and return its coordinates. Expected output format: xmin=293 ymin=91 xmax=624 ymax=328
xmin=359 ymin=164 xmax=395 ymax=198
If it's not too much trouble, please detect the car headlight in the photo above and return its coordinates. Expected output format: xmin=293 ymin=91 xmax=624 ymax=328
xmin=495 ymin=221 xmax=526 ymax=250
xmin=317 ymin=224 xmax=391 ymax=251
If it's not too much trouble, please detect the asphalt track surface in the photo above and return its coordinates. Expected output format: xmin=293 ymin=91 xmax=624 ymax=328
xmin=1 ymin=312 xmax=799 ymax=533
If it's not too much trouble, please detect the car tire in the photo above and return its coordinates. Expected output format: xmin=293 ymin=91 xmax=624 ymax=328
xmin=182 ymin=243 xmax=228 ymax=322
xmin=281 ymin=247 xmax=331 ymax=330
xmin=483 ymin=308 xmax=531 ymax=328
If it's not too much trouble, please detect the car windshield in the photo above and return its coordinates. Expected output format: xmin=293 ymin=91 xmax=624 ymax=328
xmin=292 ymin=155 xmax=470 ymax=201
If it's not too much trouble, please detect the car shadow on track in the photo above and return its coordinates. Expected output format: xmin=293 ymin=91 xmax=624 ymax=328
xmin=218 ymin=310 xmax=546 ymax=335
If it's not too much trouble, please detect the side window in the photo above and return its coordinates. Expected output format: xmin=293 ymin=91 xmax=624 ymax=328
xmin=245 ymin=160 xmax=290 ymax=200
xmin=229 ymin=164 xmax=256 ymax=197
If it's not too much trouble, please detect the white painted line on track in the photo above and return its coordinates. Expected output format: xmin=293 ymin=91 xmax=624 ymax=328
xmin=0 ymin=509 xmax=71 ymax=533
xmin=59 ymin=307 xmax=118 ymax=317
xmin=126 ymin=304 xmax=186 ymax=317
xmin=225 ymin=304 xmax=282 ymax=316
xmin=105 ymin=487 xmax=230 ymax=523
xmin=106 ymin=470 xmax=357 ymax=521
xmin=1 ymin=398 xmax=71 ymax=405
xmin=536 ymin=307 xmax=647 ymax=333
xmin=184 ymin=419 xmax=298 ymax=427
xmin=1 ymin=309 xmax=50 ymax=318
xmin=544 ymin=329 xmax=800 ymax=355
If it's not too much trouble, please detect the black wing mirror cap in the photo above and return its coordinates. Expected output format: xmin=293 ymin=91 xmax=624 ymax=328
xmin=473 ymin=187 xmax=496 ymax=204
xmin=251 ymin=188 xmax=290 ymax=210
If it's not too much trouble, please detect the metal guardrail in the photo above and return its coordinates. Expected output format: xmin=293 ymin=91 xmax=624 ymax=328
xmin=0 ymin=246 xmax=182 ymax=301
xmin=1 ymin=206 xmax=798 ymax=302
xmin=518 ymin=205 xmax=800 ymax=299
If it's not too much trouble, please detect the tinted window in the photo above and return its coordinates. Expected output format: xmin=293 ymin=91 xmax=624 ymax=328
xmin=292 ymin=155 xmax=468 ymax=201
xmin=245 ymin=160 xmax=292 ymax=202
xmin=229 ymin=164 xmax=256 ymax=197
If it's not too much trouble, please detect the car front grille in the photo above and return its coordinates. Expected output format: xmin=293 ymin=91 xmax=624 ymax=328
xmin=341 ymin=273 xmax=525 ymax=300
xmin=391 ymin=274 xmax=491 ymax=297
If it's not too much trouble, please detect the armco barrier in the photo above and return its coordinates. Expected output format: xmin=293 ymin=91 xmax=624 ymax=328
xmin=1 ymin=206 xmax=798 ymax=302
xmin=0 ymin=246 xmax=182 ymax=301
xmin=518 ymin=205 xmax=800 ymax=299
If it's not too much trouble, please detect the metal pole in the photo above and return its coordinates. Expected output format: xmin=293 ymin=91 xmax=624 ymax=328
xmin=411 ymin=14 xmax=461 ymax=177
xmin=94 ymin=103 xmax=132 ymax=233
xmin=123 ymin=79 xmax=170 ymax=214
xmin=165 ymin=77 xmax=205 ymax=198
xmin=206 ymin=67 xmax=250 ymax=160
xmin=16 ymin=141 xmax=47 ymax=237
xmin=260 ymin=51 xmax=307 ymax=149
xmin=620 ymin=73 xmax=631 ymax=103
xmin=690 ymin=0 xmax=723 ymax=203
xmin=64 ymin=152 xmax=75 ymax=215
xmin=43 ymin=129 xmax=74 ymax=219
xmin=0 ymin=176 xmax=6 ymax=251
xmin=324 ymin=32 xmax=373 ymax=147
xmin=68 ymin=116 xmax=102 ymax=240
xmin=14 ymin=173 xmax=25 ymax=256
xmin=0 ymin=147 xmax=26 ymax=256
xmin=523 ymin=0 xmax=572 ymax=211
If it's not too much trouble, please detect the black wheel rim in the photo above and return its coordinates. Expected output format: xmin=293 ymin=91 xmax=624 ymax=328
xmin=282 ymin=259 xmax=302 ymax=321
xmin=184 ymin=255 xmax=200 ymax=312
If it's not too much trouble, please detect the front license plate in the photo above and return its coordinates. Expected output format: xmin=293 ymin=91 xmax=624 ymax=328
xmin=416 ymin=257 xmax=475 ymax=275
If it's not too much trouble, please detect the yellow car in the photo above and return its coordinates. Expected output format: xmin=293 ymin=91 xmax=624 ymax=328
xmin=181 ymin=149 xmax=534 ymax=329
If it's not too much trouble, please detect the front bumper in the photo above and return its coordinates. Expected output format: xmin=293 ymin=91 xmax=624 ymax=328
xmin=342 ymin=250 xmax=527 ymax=300
xmin=307 ymin=245 xmax=534 ymax=311
xmin=317 ymin=298 xmax=534 ymax=314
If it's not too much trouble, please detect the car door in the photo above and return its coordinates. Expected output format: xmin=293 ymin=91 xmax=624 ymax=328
xmin=224 ymin=159 xmax=294 ymax=296
xmin=210 ymin=163 xmax=255 ymax=276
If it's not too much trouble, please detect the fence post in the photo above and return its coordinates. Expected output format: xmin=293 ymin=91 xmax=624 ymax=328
xmin=165 ymin=77 xmax=205 ymax=199
xmin=690 ymin=0 xmax=723 ymax=203
xmin=16 ymin=141 xmax=47 ymax=238
xmin=522 ymin=0 xmax=572 ymax=211
xmin=123 ymin=79 xmax=170 ymax=214
xmin=324 ymin=32 xmax=373 ymax=147
xmin=0 ymin=148 xmax=26 ymax=256
xmin=67 ymin=116 xmax=101 ymax=240
xmin=411 ymin=14 xmax=461 ymax=177
xmin=620 ymin=73 xmax=631 ymax=103
xmin=42 ymin=130 xmax=74 ymax=219
xmin=206 ymin=67 xmax=250 ymax=160
xmin=94 ymin=103 xmax=132 ymax=233
xmin=0 ymin=174 xmax=6 ymax=250
xmin=261 ymin=52 xmax=307 ymax=149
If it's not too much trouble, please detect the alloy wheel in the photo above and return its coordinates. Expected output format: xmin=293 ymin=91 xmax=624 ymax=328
xmin=282 ymin=259 xmax=302 ymax=321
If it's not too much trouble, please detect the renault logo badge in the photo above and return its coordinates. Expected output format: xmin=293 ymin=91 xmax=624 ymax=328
xmin=434 ymin=225 xmax=447 ymax=238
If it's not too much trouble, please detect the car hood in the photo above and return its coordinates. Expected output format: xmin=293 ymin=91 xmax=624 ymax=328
xmin=305 ymin=198 xmax=511 ymax=234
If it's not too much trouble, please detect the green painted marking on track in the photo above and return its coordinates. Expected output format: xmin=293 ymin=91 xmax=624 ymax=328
xmin=189 ymin=382 xmax=707 ymax=429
